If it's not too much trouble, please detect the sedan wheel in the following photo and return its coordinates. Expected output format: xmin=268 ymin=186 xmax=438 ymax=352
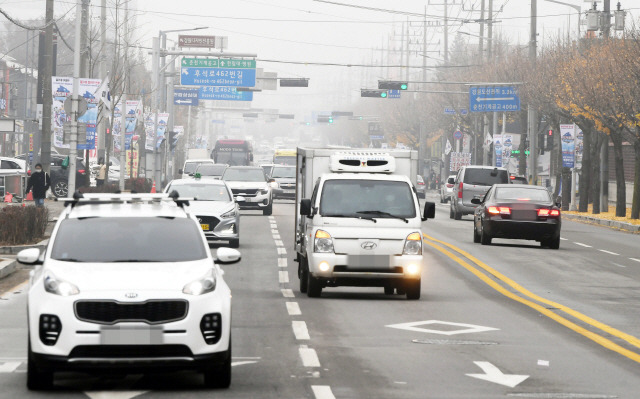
xmin=52 ymin=180 xmax=68 ymax=198
xmin=480 ymin=223 xmax=492 ymax=245
xmin=473 ymin=224 xmax=481 ymax=243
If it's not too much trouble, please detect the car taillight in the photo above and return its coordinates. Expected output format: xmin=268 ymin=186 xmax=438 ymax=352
xmin=488 ymin=206 xmax=510 ymax=215
xmin=78 ymin=169 xmax=85 ymax=174
xmin=538 ymin=209 xmax=560 ymax=217
xmin=446 ymin=183 xmax=453 ymax=188
xmin=458 ymin=182 xmax=463 ymax=198
xmin=510 ymin=175 xmax=515 ymax=180
xmin=487 ymin=206 xmax=500 ymax=215
xmin=418 ymin=182 xmax=425 ymax=185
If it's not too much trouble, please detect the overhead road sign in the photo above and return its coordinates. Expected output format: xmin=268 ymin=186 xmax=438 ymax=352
xmin=469 ymin=86 xmax=520 ymax=112
xmin=361 ymin=89 xmax=387 ymax=98
xmin=378 ymin=81 xmax=408 ymax=90
xmin=279 ymin=114 xmax=295 ymax=119
xmin=370 ymin=135 xmax=384 ymax=140
xmin=199 ymin=86 xmax=253 ymax=101
xmin=178 ymin=35 xmax=228 ymax=49
xmin=181 ymin=58 xmax=256 ymax=69
xmin=317 ymin=116 xmax=333 ymax=123
xmin=180 ymin=67 xmax=257 ymax=87
xmin=280 ymin=78 xmax=309 ymax=87
xmin=243 ymin=113 xmax=259 ymax=118
xmin=174 ymin=87 xmax=199 ymax=106
xmin=331 ymin=111 xmax=353 ymax=117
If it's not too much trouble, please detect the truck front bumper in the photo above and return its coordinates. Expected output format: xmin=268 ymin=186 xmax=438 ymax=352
xmin=308 ymin=253 xmax=423 ymax=284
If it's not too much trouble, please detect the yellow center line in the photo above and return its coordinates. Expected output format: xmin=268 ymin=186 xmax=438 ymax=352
xmin=422 ymin=235 xmax=640 ymax=364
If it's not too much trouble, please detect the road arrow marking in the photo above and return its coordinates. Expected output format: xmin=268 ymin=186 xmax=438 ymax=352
xmin=0 ymin=362 xmax=21 ymax=373
xmin=466 ymin=361 xmax=529 ymax=388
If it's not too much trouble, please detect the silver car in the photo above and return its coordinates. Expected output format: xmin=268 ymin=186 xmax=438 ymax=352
xmin=271 ymin=165 xmax=296 ymax=199
xmin=416 ymin=175 xmax=426 ymax=198
xmin=450 ymin=166 xmax=510 ymax=220
xmin=440 ymin=175 xmax=456 ymax=203
xmin=164 ymin=178 xmax=240 ymax=247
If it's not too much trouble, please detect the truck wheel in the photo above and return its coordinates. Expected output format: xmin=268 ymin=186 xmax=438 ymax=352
xmin=299 ymin=257 xmax=308 ymax=294
xmin=263 ymin=203 xmax=273 ymax=216
xmin=27 ymin=341 xmax=53 ymax=391
xmin=307 ymin=272 xmax=322 ymax=298
xmin=384 ymin=286 xmax=395 ymax=295
xmin=405 ymin=279 xmax=421 ymax=300
xmin=203 ymin=337 xmax=231 ymax=389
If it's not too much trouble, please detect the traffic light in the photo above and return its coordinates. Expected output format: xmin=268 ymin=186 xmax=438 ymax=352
xmin=511 ymin=149 xmax=520 ymax=157
xmin=361 ymin=89 xmax=387 ymax=98
xmin=317 ymin=116 xmax=333 ymax=123
xmin=538 ymin=132 xmax=546 ymax=155
xmin=378 ymin=81 xmax=409 ymax=90
xmin=546 ymin=129 xmax=554 ymax=151
xmin=280 ymin=78 xmax=309 ymax=87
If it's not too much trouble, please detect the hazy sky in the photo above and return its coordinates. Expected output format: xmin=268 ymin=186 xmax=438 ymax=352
xmin=1 ymin=0 xmax=636 ymax=115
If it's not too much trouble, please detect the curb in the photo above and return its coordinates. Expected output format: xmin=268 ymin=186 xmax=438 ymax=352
xmin=564 ymin=214 xmax=640 ymax=233
xmin=0 ymin=258 xmax=17 ymax=280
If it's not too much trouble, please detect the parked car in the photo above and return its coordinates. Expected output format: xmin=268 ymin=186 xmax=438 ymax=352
xmin=472 ymin=184 xmax=561 ymax=248
xmin=271 ymin=165 xmax=296 ymax=199
xmin=450 ymin=166 xmax=510 ymax=220
xmin=164 ymin=178 xmax=240 ymax=247
xmin=15 ymin=154 xmax=87 ymax=197
xmin=440 ymin=175 xmax=456 ymax=203
xmin=0 ymin=156 xmax=29 ymax=175
xmin=416 ymin=175 xmax=426 ymax=198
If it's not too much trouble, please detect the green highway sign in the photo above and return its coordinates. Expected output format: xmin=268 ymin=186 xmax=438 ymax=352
xmin=181 ymin=58 xmax=256 ymax=69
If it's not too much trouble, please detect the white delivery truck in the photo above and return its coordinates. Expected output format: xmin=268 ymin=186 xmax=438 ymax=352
xmin=295 ymin=148 xmax=436 ymax=300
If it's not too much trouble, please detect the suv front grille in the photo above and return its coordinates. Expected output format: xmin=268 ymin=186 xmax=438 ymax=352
xmin=231 ymin=188 xmax=259 ymax=197
xmin=75 ymin=300 xmax=188 ymax=325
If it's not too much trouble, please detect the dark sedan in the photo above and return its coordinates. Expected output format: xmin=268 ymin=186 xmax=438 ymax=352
xmin=472 ymin=184 xmax=561 ymax=249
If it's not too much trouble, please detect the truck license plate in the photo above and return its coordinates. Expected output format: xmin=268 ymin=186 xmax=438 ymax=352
xmin=100 ymin=326 xmax=163 ymax=345
xmin=348 ymin=255 xmax=392 ymax=268
xmin=201 ymin=224 xmax=209 ymax=231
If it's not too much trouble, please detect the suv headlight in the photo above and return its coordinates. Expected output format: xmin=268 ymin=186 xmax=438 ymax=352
xmin=183 ymin=269 xmax=217 ymax=295
xmin=314 ymin=229 xmax=334 ymax=253
xmin=269 ymin=181 xmax=279 ymax=189
xmin=220 ymin=207 xmax=238 ymax=219
xmin=259 ymin=188 xmax=270 ymax=195
xmin=402 ymin=232 xmax=422 ymax=255
xmin=44 ymin=272 xmax=79 ymax=296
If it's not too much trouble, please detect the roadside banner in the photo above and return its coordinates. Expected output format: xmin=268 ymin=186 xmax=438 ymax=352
xmin=156 ymin=113 xmax=169 ymax=148
xmin=52 ymin=77 xmax=101 ymax=149
xmin=494 ymin=134 xmax=503 ymax=167
xmin=444 ymin=139 xmax=452 ymax=155
xmin=560 ymin=124 xmax=575 ymax=168
xmin=144 ymin=113 xmax=155 ymax=151
xmin=502 ymin=134 xmax=513 ymax=166
xmin=575 ymin=127 xmax=583 ymax=169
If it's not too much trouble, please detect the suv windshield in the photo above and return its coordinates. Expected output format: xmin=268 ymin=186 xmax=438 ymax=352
xmin=184 ymin=162 xmax=207 ymax=174
xmin=271 ymin=166 xmax=295 ymax=178
xmin=196 ymin=164 xmax=227 ymax=176
xmin=495 ymin=187 xmax=551 ymax=202
xmin=51 ymin=217 xmax=208 ymax=262
xmin=463 ymin=168 xmax=509 ymax=186
xmin=319 ymin=180 xmax=416 ymax=218
xmin=166 ymin=183 xmax=231 ymax=201
xmin=223 ymin=168 xmax=266 ymax=182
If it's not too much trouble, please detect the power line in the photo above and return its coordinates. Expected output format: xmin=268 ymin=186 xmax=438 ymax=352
xmin=0 ymin=5 xmax=74 ymax=30
xmin=256 ymin=58 xmax=479 ymax=69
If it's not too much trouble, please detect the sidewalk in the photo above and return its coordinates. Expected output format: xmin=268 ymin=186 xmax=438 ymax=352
xmin=564 ymin=205 xmax=640 ymax=233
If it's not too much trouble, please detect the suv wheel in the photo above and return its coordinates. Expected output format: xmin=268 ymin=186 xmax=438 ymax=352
xmin=203 ymin=337 xmax=231 ymax=388
xmin=473 ymin=224 xmax=481 ymax=243
xmin=52 ymin=180 xmax=68 ymax=198
xmin=27 ymin=341 xmax=53 ymax=390
xmin=263 ymin=199 xmax=273 ymax=216
xmin=454 ymin=207 xmax=462 ymax=220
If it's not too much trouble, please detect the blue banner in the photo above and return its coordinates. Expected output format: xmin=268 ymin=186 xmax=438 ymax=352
xmin=560 ymin=124 xmax=575 ymax=168
xmin=180 ymin=67 xmax=256 ymax=87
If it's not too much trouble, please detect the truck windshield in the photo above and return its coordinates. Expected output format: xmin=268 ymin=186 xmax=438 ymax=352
xmin=51 ymin=217 xmax=208 ymax=262
xmin=319 ymin=180 xmax=416 ymax=219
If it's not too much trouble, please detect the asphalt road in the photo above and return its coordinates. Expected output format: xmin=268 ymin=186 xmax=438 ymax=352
xmin=0 ymin=196 xmax=639 ymax=398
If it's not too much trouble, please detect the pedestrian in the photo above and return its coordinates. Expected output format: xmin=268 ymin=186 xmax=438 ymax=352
xmin=97 ymin=158 xmax=106 ymax=187
xmin=25 ymin=163 xmax=50 ymax=207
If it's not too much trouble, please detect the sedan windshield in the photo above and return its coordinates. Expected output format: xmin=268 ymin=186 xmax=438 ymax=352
xmin=51 ymin=217 xmax=208 ymax=262
xmin=495 ymin=187 xmax=551 ymax=202
xmin=166 ymin=183 xmax=231 ymax=201
xmin=223 ymin=168 xmax=266 ymax=182
xmin=271 ymin=166 xmax=295 ymax=178
xmin=320 ymin=180 xmax=416 ymax=218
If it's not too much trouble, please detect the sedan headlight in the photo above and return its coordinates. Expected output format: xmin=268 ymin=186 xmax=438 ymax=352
xmin=314 ymin=229 xmax=334 ymax=253
xmin=44 ymin=272 xmax=79 ymax=296
xmin=220 ymin=207 xmax=238 ymax=219
xmin=402 ymin=232 xmax=422 ymax=255
xmin=183 ymin=269 xmax=217 ymax=296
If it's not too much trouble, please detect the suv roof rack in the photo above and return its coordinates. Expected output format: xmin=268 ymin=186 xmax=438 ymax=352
xmin=56 ymin=190 xmax=194 ymax=209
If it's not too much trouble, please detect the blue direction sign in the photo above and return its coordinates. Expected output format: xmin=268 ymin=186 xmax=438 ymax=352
xmin=180 ymin=67 xmax=257 ymax=87
xmin=444 ymin=107 xmax=456 ymax=115
xmin=387 ymin=90 xmax=401 ymax=99
xmin=199 ymin=86 xmax=253 ymax=101
xmin=174 ymin=88 xmax=199 ymax=106
xmin=469 ymin=86 xmax=520 ymax=112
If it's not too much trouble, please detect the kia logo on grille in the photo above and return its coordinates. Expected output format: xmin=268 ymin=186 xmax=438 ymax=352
xmin=361 ymin=241 xmax=377 ymax=250
xmin=124 ymin=293 xmax=138 ymax=299
xmin=198 ymin=218 xmax=203 ymax=223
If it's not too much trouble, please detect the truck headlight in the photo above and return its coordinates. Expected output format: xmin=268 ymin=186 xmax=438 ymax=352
xmin=314 ymin=229 xmax=334 ymax=253
xmin=402 ymin=232 xmax=422 ymax=255
xmin=44 ymin=272 xmax=79 ymax=296
xmin=183 ymin=269 xmax=217 ymax=295
xmin=220 ymin=207 xmax=237 ymax=219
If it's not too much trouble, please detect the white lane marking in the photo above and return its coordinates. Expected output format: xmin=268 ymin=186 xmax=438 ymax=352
xmin=394 ymin=381 xmax=408 ymax=384
xmin=599 ymin=249 xmax=619 ymax=256
xmin=292 ymin=320 xmax=310 ymax=340
xmin=279 ymin=271 xmax=289 ymax=283
xmin=272 ymin=229 xmax=278 ymax=234
xmin=299 ymin=345 xmax=321 ymax=367
xmin=286 ymin=302 xmax=301 ymax=316
xmin=231 ymin=360 xmax=258 ymax=367
xmin=270 ymin=223 xmax=277 ymax=228
xmin=574 ymin=242 xmax=592 ymax=248
xmin=560 ymin=237 xmax=568 ymax=241
xmin=386 ymin=320 xmax=499 ymax=335
xmin=311 ymin=385 xmax=336 ymax=399
xmin=537 ymin=359 xmax=550 ymax=367
xmin=281 ymin=289 xmax=295 ymax=298
xmin=273 ymin=234 xmax=281 ymax=240
xmin=466 ymin=361 xmax=529 ymax=388
xmin=278 ymin=247 xmax=287 ymax=255
xmin=0 ymin=362 xmax=21 ymax=373
xmin=233 ymin=357 xmax=262 ymax=360
xmin=278 ymin=258 xmax=288 ymax=268
xmin=275 ymin=240 xmax=284 ymax=247
xmin=268 ymin=216 xmax=275 ymax=221
xmin=630 ymin=258 xmax=640 ymax=263
xmin=612 ymin=263 xmax=626 ymax=268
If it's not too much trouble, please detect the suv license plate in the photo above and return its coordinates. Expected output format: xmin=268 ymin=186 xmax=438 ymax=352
xmin=100 ymin=326 xmax=163 ymax=345
xmin=201 ymin=224 xmax=209 ymax=231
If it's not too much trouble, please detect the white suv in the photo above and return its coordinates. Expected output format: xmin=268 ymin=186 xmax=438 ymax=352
xmin=18 ymin=193 xmax=240 ymax=390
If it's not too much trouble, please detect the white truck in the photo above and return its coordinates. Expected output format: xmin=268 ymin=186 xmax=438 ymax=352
xmin=294 ymin=148 xmax=435 ymax=300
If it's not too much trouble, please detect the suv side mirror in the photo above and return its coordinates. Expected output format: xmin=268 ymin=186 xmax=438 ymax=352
xmin=216 ymin=248 xmax=241 ymax=265
xmin=422 ymin=202 xmax=436 ymax=221
xmin=471 ymin=198 xmax=482 ymax=205
xmin=17 ymin=248 xmax=43 ymax=265
xmin=300 ymin=198 xmax=312 ymax=217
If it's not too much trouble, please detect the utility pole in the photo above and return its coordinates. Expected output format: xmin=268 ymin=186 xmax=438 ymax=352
xmin=479 ymin=0 xmax=489 ymax=166
xmin=41 ymin=0 xmax=54 ymax=176
xmin=422 ymin=6 xmax=427 ymax=85
xmin=152 ymin=37 xmax=161 ymax=189
xmin=68 ymin=0 xmax=83 ymax=196
xmin=97 ymin=0 xmax=107 ymax=162
xmin=405 ymin=19 xmax=410 ymax=81
xmin=166 ymin=47 xmax=176 ymax=180
xmin=80 ymin=0 xmax=90 ymax=77
xmin=489 ymin=0 xmax=498 ymax=167
xmin=528 ymin=0 xmax=538 ymax=185
xmin=601 ymin=0 xmax=610 ymax=210
xmin=443 ymin=0 xmax=449 ymax=63
xmin=119 ymin=0 xmax=128 ymax=191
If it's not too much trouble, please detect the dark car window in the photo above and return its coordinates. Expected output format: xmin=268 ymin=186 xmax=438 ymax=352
xmin=463 ymin=168 xmax=509 ymax=186
xmin=495 ymin=187 xmax=551 ymax=202
xmin=51 ymin=217 xmax=208 ymax=262
xmin=1 ymin=160 xmax=20 ymax=169
xmin=320 ymin=179 xmax=416 ymax=218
